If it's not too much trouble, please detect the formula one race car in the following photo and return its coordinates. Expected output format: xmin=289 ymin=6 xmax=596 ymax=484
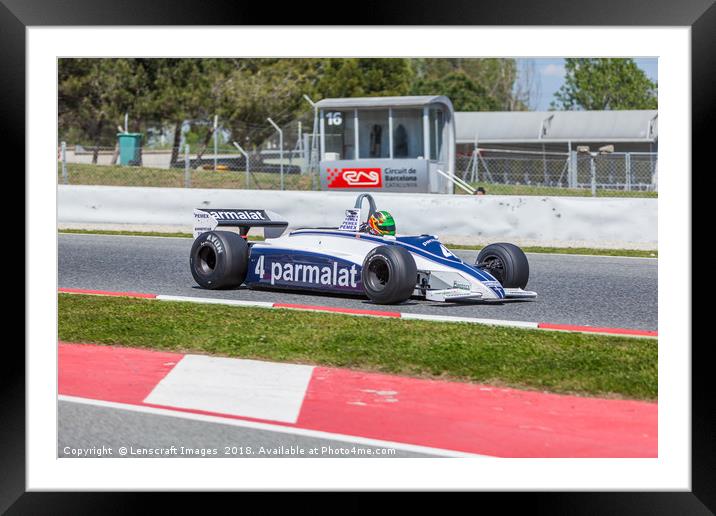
xmin=189 ymin=194 xmax=537 ymax=304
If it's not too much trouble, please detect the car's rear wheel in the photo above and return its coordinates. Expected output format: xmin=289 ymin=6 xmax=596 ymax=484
xmin=190 ymin=231 xmax=249 ymax=289
xmin=476 ymin=243 xmax=529 ymax=289
xmin=361 ymin=245 xmax=417 ymax=304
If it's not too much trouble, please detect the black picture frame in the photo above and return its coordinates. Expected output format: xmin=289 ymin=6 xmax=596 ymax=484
xmin=5 ymin=0 xmax=710 ymax=511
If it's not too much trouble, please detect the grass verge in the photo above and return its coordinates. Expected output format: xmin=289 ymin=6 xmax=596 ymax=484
xmin=58 ymin=293 xmax=657 ymax=400
xmin=58 ymin=163 xmax=311 ymax=190
xmin=58 ymin=163 xmax=656 ymax=197
xmin=456 ymin=181 xmax=658 ymax=198
xmin=58 ymin=229 xmax=657 ymax=257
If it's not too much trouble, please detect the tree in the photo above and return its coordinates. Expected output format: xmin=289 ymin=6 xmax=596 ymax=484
xmin=58 ymin=59 xmax=148 ymax=162
xmin=551 ymin=58 xmax=657 ymax=110
xmin=216 ymin=58 xmax=321 ymax=149
xmin=411 ymin=70 xmax=500 ymax=111
xmin=412 ymin=58 xmax=524 ymax=110
xmin=137 ymin=58 xmax=233 ymax=164
xmin=312 ymin=58 xmax=414 ymax=99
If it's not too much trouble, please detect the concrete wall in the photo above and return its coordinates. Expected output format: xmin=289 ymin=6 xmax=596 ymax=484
xmin=58 ymin=185 xmax=657 ymax=249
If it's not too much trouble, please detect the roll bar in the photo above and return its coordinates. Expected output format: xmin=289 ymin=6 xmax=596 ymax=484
xmin=353 ymin=193 xmax=377 ymax=221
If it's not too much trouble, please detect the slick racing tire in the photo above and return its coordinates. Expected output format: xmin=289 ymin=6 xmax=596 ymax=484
xmin=190 ymin=231 xmax=249 ymax=289
xmin=476 ymin=243 xmax=529 ymax=289
xmin=361 ymin=245 xmax=417 ymax=305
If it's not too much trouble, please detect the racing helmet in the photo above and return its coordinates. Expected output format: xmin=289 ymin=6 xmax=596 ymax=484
xmin=368 ymin=210 xmax=396 ymax=236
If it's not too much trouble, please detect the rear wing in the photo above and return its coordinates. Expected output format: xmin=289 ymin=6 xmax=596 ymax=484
xmin=193 ymin=209 xmax=288 ymax=239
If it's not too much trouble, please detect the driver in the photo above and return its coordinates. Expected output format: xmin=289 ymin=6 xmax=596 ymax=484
xmin=360 ymin=210 xmax=396 ymax=236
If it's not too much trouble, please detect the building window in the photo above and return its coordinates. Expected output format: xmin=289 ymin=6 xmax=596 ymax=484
xmin=358 ymin=110 xmax=390 ymax=159
xmin=392 ymin=109 xmax=424 ymax=159
xmin=429 ymin=108 xmax=445 ymax=161
xmin=323 ymin=110 xmax=355 ymax=160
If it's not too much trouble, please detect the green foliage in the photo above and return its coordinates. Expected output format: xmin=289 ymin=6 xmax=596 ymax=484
xmin=58 ymin=58 xmax=532 ymax=150
xmin=414 ymin=58 xmax=522 ymax=110
xmin=216 ymin=58 xmax=321 ymax=146
xmin=58 ymin=58 xmax=149 ymax=147
xmin=412 ymin=70 xmax=500 ymax=111
xmin=552 ymin=58 xmax=658 ymax=110
xmin=311 ymin=58 xmax=414 ymax=98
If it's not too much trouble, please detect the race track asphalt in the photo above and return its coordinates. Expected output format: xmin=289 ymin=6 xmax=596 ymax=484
xmin=58 ymin=233 xmax=658 ymax=330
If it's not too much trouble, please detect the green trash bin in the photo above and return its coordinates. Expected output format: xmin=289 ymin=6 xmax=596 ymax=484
xmin=117 ymin=133 xmax=143 ymax=166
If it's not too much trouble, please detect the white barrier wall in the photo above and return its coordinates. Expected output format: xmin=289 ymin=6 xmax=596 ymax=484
xmin=58 ymin=185 xmax=657 ymax=249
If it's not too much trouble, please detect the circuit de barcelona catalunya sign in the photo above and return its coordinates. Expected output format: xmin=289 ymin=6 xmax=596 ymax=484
xmin=320 ymin=159 xmax=430 ymax=193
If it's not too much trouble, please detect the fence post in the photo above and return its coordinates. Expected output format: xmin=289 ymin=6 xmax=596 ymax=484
xmin=232 ymin=141 xmax=250 ymax=189
xmin=267 ymin=117 xmax=284 ymax=190
xmin=303 ymin=94 xmax=319 ymax=190
xmin=184 ymin=144 xmax=191 ymax=188
xmin=568 ymin=151 xmax=576 ymax=188
xmin=61 ymin=141 xmax=68 ymax=184
xmin=590 ymin=155 xmax=597 ymax=197
xmin=625 ymin=152 xmax=632 ymax=191
xmin=213 ymin=115 xmax=219 ymax=172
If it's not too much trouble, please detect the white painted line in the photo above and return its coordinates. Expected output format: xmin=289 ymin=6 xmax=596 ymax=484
xmin=158 ymin=294 xmax=540 ymax=329
xmin=58 ymin=232 xmax=191 ymax=241
xmin=524 ymin=251 xmax=657 ymax=261
xmin=400 ymin=312 xmax=540 ymax=329
xmin=143 ymin=355 xmax=314 ymax=424
xmin=152 ymin=293 xmax=650 ymax=336
xmin=156 ymin=294 xmax=275 ymax=309
xmin=59 ymin=395 xmax=488 ymax=458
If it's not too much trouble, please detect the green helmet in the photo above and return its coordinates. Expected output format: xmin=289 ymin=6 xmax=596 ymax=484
xmin=368 ymin=210 xmax=396 ymax=236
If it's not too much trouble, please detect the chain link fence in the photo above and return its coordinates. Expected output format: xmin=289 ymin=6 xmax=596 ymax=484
xmin=456 ymin=148 xmax=657 ymax=197
xmin=58 ymin=119 xmax=657 ymax=198
xmin=58 ymin=113 xmax=322 ymax=191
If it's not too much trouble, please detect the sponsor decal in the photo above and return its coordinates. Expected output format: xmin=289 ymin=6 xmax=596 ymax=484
xmin=452 ymin=280 xmax=471 ymax=291
xmin=327 ymin=168 xmax=382 ymax=189
xmin=208 ymin=209 xmax=268 ymax=221
xmin=338 ymin=208 xmax=362 ymax=232
xmin=253 ymin=255 xmax=359 ymax=289
xmin=193 ymin=209 xmax=219 ymax=238
xmin=204 ymin=233 xmax=224 ymax=254
xmin=441 ymin=288 xmax=473 ymax=298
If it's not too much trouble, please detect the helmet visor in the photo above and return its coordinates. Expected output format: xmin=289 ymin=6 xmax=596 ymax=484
xmin=377 ymin=224 xmax=395 ymax=235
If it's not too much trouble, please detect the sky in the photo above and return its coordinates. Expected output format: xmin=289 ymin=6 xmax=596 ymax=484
xmin=516 ymin=58 xmax=658 ymax=110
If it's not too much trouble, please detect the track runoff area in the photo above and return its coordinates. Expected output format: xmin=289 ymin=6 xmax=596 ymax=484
xmin=57 ymin=234 xmax=657 ymax=458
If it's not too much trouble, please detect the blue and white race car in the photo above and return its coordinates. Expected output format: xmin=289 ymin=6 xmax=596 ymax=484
xmin=190 ymin=194 xmax=536 ymax=304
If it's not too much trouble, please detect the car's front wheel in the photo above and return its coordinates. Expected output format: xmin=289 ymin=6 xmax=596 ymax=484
xmin=190 ymin=231 xmax=249 ymax=289
xmin=476 ymin=243 xmax=529 ymax=289
xmin=361 ymin=245 xmax=417 ymax=304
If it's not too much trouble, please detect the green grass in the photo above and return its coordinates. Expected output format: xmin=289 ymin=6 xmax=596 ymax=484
xmin=58 ymin=162 xmax=312 ymax=190
xmin=58 ymin=229 xmax=657 ymax=257
xmin=445 ymin=242 xmax=657 ymax=258
xmin=58 ymin=293 xmax=658 ymax=400
xmin=457 ymin=181 xmax=658 ymax=198
xmin=58 ymin=162 xmax=656 ymax=197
